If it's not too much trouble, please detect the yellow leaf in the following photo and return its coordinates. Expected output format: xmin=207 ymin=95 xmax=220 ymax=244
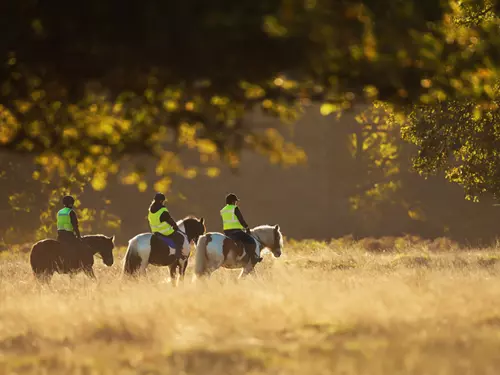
xmin=122 ymin=172 xmax=140 ymax=185
xmin=63 ymin=127 xmax=79 ymax=139
xmin=420 ymin=79 xmax=432 ymax=88
xmin=91 ymin=173 xmax=107 ymax=191
xmin=0 ymin=123 xmax=18 ymax=144
xmin=473 ymin=107 xmax=482 ymax=121
xmin=197 ymin=140 xmax=217 ymax=155
xmin=364 ymin=85 xmax=379 ymax=98
xmin=138 ymin=181 xmax=147 ymax=192
xmin=320 ymin=103 xmax=337 ymax=116
xmin=206 ymin=167 xmax=220 ymax=178
xmin=154 ymin=177 xmax=172 ymax=193
xmin=408 ymin=208 xmax=425 ymax=221
xmin=184 ymin=168 xmax=197 ymax=179
xmin=164 ymin=100 xmax=178 ymax=111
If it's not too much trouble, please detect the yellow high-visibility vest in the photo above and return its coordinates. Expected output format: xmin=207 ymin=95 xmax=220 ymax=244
xmin=148 ymin=207 xmax=174 ymax=236
xmin=57 ymin=207 xmax=74 ymax=232
xmin=220 ymin=204 xmax=244 ymax=230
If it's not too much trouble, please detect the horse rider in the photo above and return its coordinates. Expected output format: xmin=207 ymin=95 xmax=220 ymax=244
xmin=220 ymin=193 xmax=262 ymax=265
xmin=56 ymin=195 xmax=84 ymax=253
xmin=148 ymin=192 xmax=186 ymax=261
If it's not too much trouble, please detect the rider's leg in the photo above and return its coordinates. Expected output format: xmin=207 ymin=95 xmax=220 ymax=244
xmin=56 ymin=231 xmax=80 ymax=270
xmin=236 ymin=230 xmax=262 ymax=264
xmin=169 ymin=231 xmax=185 ymax=260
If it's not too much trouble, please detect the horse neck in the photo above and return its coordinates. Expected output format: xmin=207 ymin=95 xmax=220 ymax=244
xmin=179 ymin=220 xmax=197 ymax=242
xmin=177 ymin=221 xmax=186 ymax=233
xmin=252 ymin=228 xmax=271 ymax=248
xmin=81 ymin=237 xmax=100 ymax=255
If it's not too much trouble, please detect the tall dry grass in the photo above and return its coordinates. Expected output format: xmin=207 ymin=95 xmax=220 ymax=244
xmin=1 ymin=240 xmax=500 ymax=374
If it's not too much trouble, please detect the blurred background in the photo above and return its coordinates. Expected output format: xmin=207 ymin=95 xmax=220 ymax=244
xmin=2 ymin=103 xmax=499 ymax=247
xmin=2 ymin=0 xmax=500 ymax=247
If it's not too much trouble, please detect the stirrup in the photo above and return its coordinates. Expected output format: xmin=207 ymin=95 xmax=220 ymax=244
xmin=251 ymin=255 xmax=262 ymax=264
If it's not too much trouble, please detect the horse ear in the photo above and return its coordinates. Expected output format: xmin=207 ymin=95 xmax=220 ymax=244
xmin=109 ymin=235 xmax=115 ymax=242
xmin=200 ymin=217 xmax=205 ymax=224
xmin=274 ymin=225 xmax=280 ymax=231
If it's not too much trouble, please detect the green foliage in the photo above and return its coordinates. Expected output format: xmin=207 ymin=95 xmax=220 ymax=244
xmin=399 ymin=99 xmax=500 ymax=201
xmin=348 ymin=102 xmax=403 ymax=212
xmin=1 ymin=0 xmax=500 ymax=231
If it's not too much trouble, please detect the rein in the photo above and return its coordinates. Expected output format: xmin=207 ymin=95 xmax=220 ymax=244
xmin=250 ymin=233 xmax=267 ymax=249
xmin=177 ymin=229 xmax=193 ymax=244
xmin=82 ymin=239 xmax=104 ymax=260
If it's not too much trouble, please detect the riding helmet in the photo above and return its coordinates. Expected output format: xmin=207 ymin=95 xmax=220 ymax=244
xmin=226 ymin=193 xmax=239 ymax=205
xmin=154 ymin=192 xmax=166 ymax=202
xmin=62 ymin=195 xmax=75 ymax=206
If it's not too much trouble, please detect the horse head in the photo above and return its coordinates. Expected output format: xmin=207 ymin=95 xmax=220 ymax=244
xmin=180 ymin=216 xmax=206 ymax=244
xmin=252 ymin=224 xmax=283 ymax=258
xmin=82 ymin=234 xmax=115 ymax=266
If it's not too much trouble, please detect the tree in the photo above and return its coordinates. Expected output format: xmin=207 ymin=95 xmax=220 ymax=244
xmin=1 ymin=1 xmax=493 ymax=164
xmin=399 ymin=99 xmax=500 ymax=201
xmin=1 ymin=0 xmax=500 ymax=234
xmin=394 ymin=0 xmax=500 ymax=201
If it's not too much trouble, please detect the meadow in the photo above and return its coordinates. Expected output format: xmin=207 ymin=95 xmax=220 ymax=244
xmin=1 ymin=236 xmax=500 ymax=374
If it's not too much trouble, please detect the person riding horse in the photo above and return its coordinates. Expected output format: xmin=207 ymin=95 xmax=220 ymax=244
xmin=221 ymin=193 xmax=263 ymax=265
xmin=148 ymin=192 xmax=186 ymax=261
xmin=56 ymin=195 xmax=85 ymax=255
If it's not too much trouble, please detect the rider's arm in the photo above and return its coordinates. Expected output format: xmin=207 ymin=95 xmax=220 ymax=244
xmin=160 ymin=210 xmax=179 ymax=231
xmin=69 ymin=210 xmax=81 ymax=238
xmin=234 ymin=207 xmax=249 ymax=229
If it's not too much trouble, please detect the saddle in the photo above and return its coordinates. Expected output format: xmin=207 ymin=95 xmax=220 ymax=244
xmin=222 ymin=235 xmax=246 ymax=257
xmin=54 ymin=239 xmax=84 ymax=271
xmin=56 ymin=238 xmax=80 ymax=254
xmin=151 ymin=233 xmax=176 ymax=254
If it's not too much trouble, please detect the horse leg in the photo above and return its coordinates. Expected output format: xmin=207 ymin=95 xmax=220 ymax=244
xmin=138 ymin=254 xmax=150 ymax=276
xmin=168 ymin=262 xmax=178 ymax=287
xmin=238 ymin=262 xmax=256 ymax=279
xmin=83 ymin=266 xmax=97 ymax=280
xmin=179 ymin=258 xmax=188 ymax=282
xmin=34 ymin=270 xmax=53 ymax=284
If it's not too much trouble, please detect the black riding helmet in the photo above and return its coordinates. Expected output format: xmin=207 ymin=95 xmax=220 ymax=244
xmin=226 ymin=193 xmax=239 ymax=205
xmin=62 ymin=195 xmax=75 ymax=207
xmin=154 ymin=192 xmax=166 ymax=202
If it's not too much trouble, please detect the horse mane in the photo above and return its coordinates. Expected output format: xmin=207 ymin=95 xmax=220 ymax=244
xmin=252 ymin=224 xmax=283 ymax=246
xmin=252 ymin=224 xmax=280 ymax=232
xmin=183 ymin=215 xmax=199 ymax=221
xmin=82 ymin=234 xmax=115 ymax=245
xmin=177 ymin=215 xmax=202 ymax=224
xmin=82 ymin=234 xmax=110 ymax=239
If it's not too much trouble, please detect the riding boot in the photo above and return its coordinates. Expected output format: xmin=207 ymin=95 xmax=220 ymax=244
xmin=247 ymin=244 xmax=262 ymax=265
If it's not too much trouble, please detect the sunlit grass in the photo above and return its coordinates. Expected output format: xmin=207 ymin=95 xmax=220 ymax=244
xmin=1 ymin=240 xmax=500 ymax=374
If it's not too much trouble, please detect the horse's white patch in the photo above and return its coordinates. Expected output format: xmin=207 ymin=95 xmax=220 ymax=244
xmin=206 ymin=234 xmax=225 ymax=265
xmin=196 ymin=225 xmax=283 ymax=276
xmin=129 ymin=221 xmax=193 ymax=270
xmin=177 ymin=222 xmax=191 ymax=257
xmin=132 ymin=233 xmax=153 ymax=271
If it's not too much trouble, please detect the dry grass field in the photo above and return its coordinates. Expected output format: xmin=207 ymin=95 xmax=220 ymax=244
xmin=1 ymin=237 xmax=500 ymax=374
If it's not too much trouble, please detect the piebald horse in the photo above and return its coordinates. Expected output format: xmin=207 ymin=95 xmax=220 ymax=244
xmin=194 ymin=224 xmax=283 ymax=279
xmin=123 ymin=216 xmax=205 ymax=285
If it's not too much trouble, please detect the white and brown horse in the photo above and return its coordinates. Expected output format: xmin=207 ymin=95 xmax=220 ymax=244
xmin=123 ymin=216 xmax=205 ymax=285
xmin=194 ymin=224 xmax=283 ymax=279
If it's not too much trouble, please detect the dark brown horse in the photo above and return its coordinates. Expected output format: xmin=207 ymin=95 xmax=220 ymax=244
xmin=30 ymin=234 xmax=115 ymax=282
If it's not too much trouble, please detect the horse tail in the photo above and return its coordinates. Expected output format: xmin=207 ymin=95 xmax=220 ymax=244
xmin=29 ymin=240 xmax=57 ymax=283
xmin=123 ymin=237 xmax=142 ymax=276
xmin=30 ymin=242 xmax=43 ymax=275
xmin=194 ymin=234 xmax=211 ymax=277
